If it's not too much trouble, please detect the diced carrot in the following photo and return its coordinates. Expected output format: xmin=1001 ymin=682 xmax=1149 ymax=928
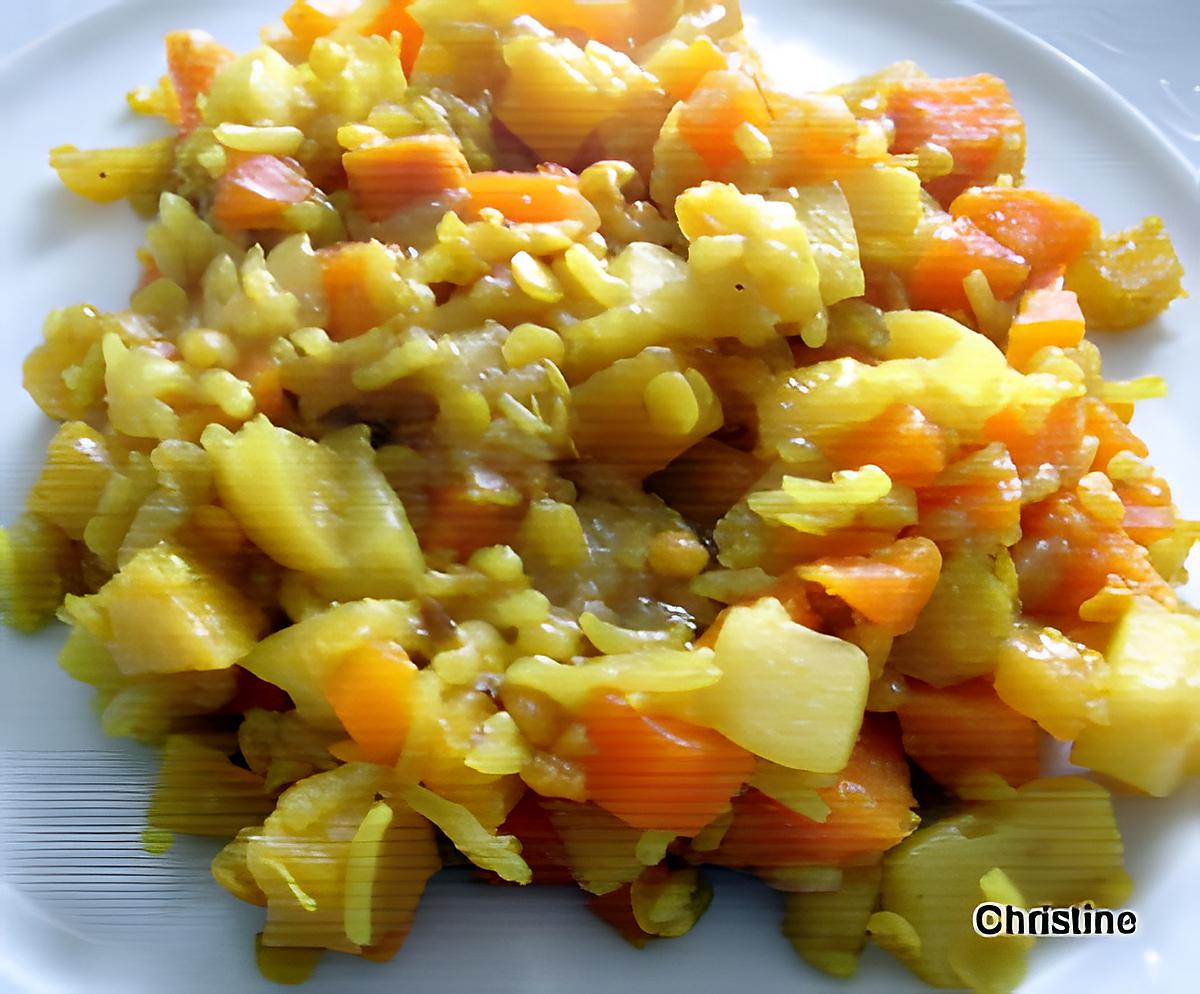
xmin=908 ymin=216 xmax=1031 ymax=313
xmin=165 ymin=30 xmax=234 ymax=136
xmin=462 ymin=170 xmax=601 ymax=229
xmin=895 ymin=678 xmax=1040 ymax=789
xmin=793 ymin=537 xmax=943 ymax=636
xmin=420 ymin=484 xmax=524 ymax=561
xmin=1115 ymin=475 xmax=1176 ymax=547
xmin=581 ymin=692 xmax=754 ymax=836
xmin=647 ymin=36 xmax=729 ymax=102
xmin=344 ymin=135 xmax=470 ymax=223
xmin=1015 ymin=491 xmax=1173 ymax=617
xmin=886 ymin=73 xmax=1025 ymax=205
xmin=1083 ymin=397 xmax=1148 ymax=471
xmin=760 ymin=575 xmax=824 ymax=630
xmin=319 ymin=243 xmax=384 ymax=341
xmin=950 ymin=187 xmax=1100 ymax=278
xmin=985 ymin=398 xmax=1086 ymax=485
xmin=678 ymin=69 xmax=771 ymax=175
xmin=711 ymin=715 xmax=916 ymax=868
xmin=362 ymin=0 xmax=424 ymax=78
xmin=281 ymin=0 xmax=358 ymax=46
xmin=212 ymin=155 xmax=313 ymax=231
xmin=1004 ymin=287 xmax=1085 ymax=371
xmin=323 ymin=641 xmax=418 ymax=766
xmin=917 ymin=447 xmax=1022 ymax=543
xmin=497 ymin=793 xmax=574 ymax=886
xmin=768 ymin=93 xmax=861 ymax=186
xmin=825 ymin=404 xmax=950 ymax=488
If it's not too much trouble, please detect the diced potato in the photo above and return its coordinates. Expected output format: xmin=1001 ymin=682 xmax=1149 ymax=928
xmin=201 ymin=417 xmax=424 ymax=598
xmin=648 ymin=598 xmax=868 ymax=773
xmin=50 ymin=139 xmax=175 ymax=204
xmin=0 ymin=513 xmax=75 ymax=632
xmin=1070 ymin=597 xmax=1200 ymax=796
xmin=771 ymin=184 xmax=865 ymax=307
xmin=889 ymin=544 xmax=1016 ymax=686
xmin=61 ymin=541 xmax=266 ymax=676
xmin=874 ymin=777 xmax=1131 ymax=990
xmin=993 ymin=626 xmax=1109 ymax=741
xmin=204 ymin=45 xmax=308 ymax=128
xmin=782 ymin=864 xmax=881 ymax=977
xmin=149 ymin=735 xmax=275 ymax=836
xmin=1065 ymin=217 xmax=1185 ymax=331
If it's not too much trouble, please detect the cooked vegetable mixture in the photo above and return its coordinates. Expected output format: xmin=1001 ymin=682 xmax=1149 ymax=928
xmin=2 ymin=0 xmax=1196 ymax=988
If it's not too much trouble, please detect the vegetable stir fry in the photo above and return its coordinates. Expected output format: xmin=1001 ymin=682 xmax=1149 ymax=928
xmin=2 ymin=0 xmax=1194 ymax=989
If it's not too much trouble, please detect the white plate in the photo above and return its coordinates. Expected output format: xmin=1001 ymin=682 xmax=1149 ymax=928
xmin=1 ymin=2 xmax=1197 ymax=992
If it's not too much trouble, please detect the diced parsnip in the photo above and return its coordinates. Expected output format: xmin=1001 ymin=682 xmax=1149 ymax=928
xmin=213 ymin=154 xmax=314 ymax=231
xmin=885 ymin=73 xmax=1025 ymax=205
xmin=649 ymin=598 xmax=868 ymax=773
xmin=993 ymin=626 xmax=1109 ymax=741
xmin=571 ymin=347 xmax=723 ymax=480
xmin=148 ymin=735 xmax=275 ymax=836
xmin=494 ymin=33 xmax=619 ymax=164
xmin=247 ymin=764 xmax=439 ymax=954
xmin=874 ymin=777 xmax=1130 ymax=991
xmin=61 ymin=541 xmax=266 ymax=676
xmin=1070 ymin=597 xmax=1200 ymax=796
xmin=26 ymin=423 xmax=113 ymax=540
xmin=344 ymin=135 xmax=470 ymax=222
xmin=771 ymin=184 xmax=865 ymax=306
xmin=165 ymin=29 xmax=233 ymax=134
xmin=543 ymin=799 xmax=645 ymax=895
xmin=240 ymin=599 xmax=426 ymax=730
xmin=49 ymin=139 xmax=175 ymax=204
xmin=402 ymin=784 xmax=531 ymax=883
xmin=1064 ymin=216 xmax=1186 ymax=330
xmin=949 ymin=187 xmax=1099 ymax=278
xmin=201 ymin=417 xmax=424 ymax=597
xmin=782 ymin=865 xmax=882 ymax=977
xmin=889 ymin=544 xmax=1015 ymax=686
xmin=0 ymin=513 xmax=75 ymax=632
xmin=630 ymin=864 xmax=713 ymax=938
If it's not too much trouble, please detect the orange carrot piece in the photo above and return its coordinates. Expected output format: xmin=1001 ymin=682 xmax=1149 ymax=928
xmin=165 ymin=30 xmax=234 ymax=136
xmin=496 ymin=793 xmax=575 ymax=886
xmin=711 ymin=716 xmax=916 ymax=868
xmin=1015 ymin=491 xmax=1173 ymax=617
xmin=582 ymin=692 xmax=754 ymax=836
xmin=1082 ymin=397 xmax=1149 ymax=471
xmin=462 ymin=170 xmax=601 ymax=228
xmin=1115 ymin=475 xmax=1176 ymax=547
xmin=319 ymin=243 xmax=384 ymax=341
xmin=344 ymin=135 xmax=470 ymax=223
xmin=420 ymin=484 xmax=524 ymax=561
xmin=950 ymin=187 xmax=1100 ymax=278
xmin=1005 ymin=287 xmax=1085 ymax=371
xmin=886 ymin=73 xmax=1025 ymax=205
xmin=678 ymin=69 xmax=771 ymax=174
xmin=323 ymin=642 xmax=418 ymax=766
xmin=895 ymin=678 xmax=1040 ymax=789
xmin=362 ymin=0 xmax=425 ymax=78
xmin=917 ymin=447 xmax=1022 ymax=544
xmin=908 ymin=216 xmax=1031 ymax=313
xmin=794 ymin=537 xmax=943 ymax=636
xmin=281 ymin=0 xmax=358 ymax=44
xmin=213 ymin=155 xmax=313 ymax=231
xmin=985 ymin=398 xmax=1086 ymax=486
xmin=826 ymin=403 xmax=950 ymax=488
